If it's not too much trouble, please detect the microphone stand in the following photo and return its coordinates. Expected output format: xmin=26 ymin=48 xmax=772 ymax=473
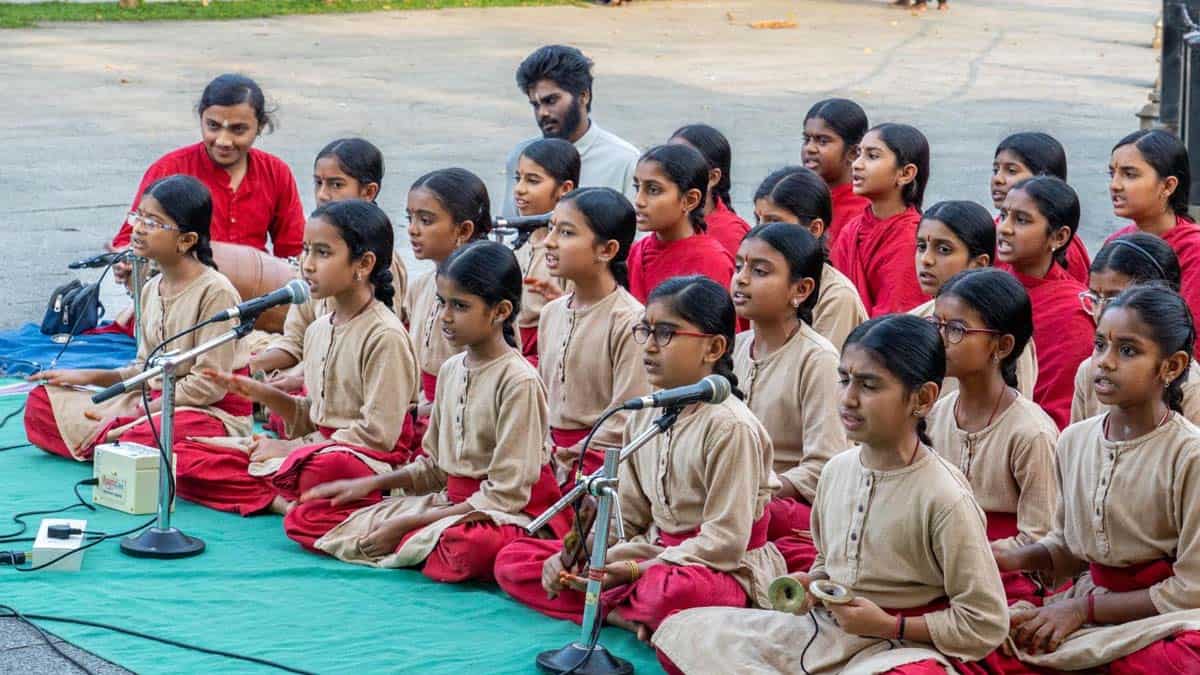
xmin=130 ymin=254 xmax=148 ymax=349
xmin=92 ymin=318 xmax=257 ymax=558
xmin=527 ymin=407 xmax=682 ymax=675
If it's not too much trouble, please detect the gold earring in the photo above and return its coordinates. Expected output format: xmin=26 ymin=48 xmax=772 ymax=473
xmin=354 ymin=272 xmax=361 ymax=282
xmin=791 ymin=299 xmax=801 ymax=308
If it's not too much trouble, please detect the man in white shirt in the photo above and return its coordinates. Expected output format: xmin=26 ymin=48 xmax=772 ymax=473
xmin=502 ymin=45 xmax=640 ymax=216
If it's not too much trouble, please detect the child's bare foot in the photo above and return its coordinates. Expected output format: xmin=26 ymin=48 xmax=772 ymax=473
xmin=269 ymin=495 xmax=293 ymax=515
xmin=606 ymin=611 xmax=652 ymax=641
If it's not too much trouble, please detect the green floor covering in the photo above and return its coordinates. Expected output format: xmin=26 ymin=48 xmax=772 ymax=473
xmin=0 ymin=388 xmax=662 ymax=673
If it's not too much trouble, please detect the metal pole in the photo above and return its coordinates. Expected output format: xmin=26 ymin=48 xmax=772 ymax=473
xmin=156 ymin=358 xmax=176 ymax=531
xmin=131 ymin=255 xmax=146 ymax=349
xmin=578 ymin=447 xmax=619 ymax=640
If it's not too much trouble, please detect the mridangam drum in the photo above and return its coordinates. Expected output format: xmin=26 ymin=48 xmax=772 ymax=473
xmin=210 ymin=242 xmax=299 ymax=333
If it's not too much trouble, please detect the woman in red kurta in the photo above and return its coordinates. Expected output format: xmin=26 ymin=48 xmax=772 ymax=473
xmin=669 ymin=124 xmax=750 ymax=258
xmin=803 ymin=98 xmax=871 ymax=246
xmin=1105 ymin=130 xmax=1200 ymax=357
xmin=627 ymin=144 xmax=734 ymax=302
xmin=991 ymin=131 xmax=1091 ymax=285
xmin=829 ymin=123 xmax=930 ymax=316
xmin=996 ymin=176 xmax=1094 ymax=429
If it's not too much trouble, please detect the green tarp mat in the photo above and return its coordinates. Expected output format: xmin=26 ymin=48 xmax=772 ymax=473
xmin=0 ymin=386 xmax=662 ymax=673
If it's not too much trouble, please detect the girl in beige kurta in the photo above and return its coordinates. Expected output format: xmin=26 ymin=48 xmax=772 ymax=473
xmin=995 ymin=284 xmax=1200 ymax=672
xmin=403 ymin=168 xmax=493 ymax=410
xmin=1070 ymin=232 xmax=1200 ymax=424
xmin=250 ymin=137 xmax=408 ymax=392
xmin=511 ymin=138 xmax=579 ymax=366
xmin=653 ymin=314 xmax=1010 ymax=674
xmin=25 ymin=175 xmax=251 ymax=463
xmin=925 ymin=268 xmax=1059 ymax=606
xmin=495 ymin=275 xmax=786 ymax=640
xmin=179 ymin=201 xmax=418 ymax=521
xmin=297 ymin=241 xmax=568 ymax=582
xmin=535 ymin=187 xmax=648 ymax=481
xmin=753 ymin=166 xmax=868 ymax=349
xmin=730 ymin=222 xmax=847 ymax=573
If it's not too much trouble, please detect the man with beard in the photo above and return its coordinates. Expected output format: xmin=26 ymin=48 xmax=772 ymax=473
xmin=501 ymin=45 xmax=639 ymax=216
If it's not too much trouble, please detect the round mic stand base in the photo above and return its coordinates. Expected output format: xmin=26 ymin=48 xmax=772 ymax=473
xmin=536 ymin=643 xmax=634 ymax=675
xmin=120 ymin=527 xmax=205 ymax=559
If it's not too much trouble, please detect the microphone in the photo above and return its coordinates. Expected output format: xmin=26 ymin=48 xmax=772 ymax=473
xmin=621 ymin=374 xmax=731 ymax=410
xmin=208 ymin=279 xmax=310 ymax=323
xmin=68 ymin=250 xmax=129 ymax=269
xmin=493 ymin=212 xmax=553 ymax=233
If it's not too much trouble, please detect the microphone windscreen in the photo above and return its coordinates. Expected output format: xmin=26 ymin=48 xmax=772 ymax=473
xmin=286 ymin=278 xmax=311 ymax=305
xmin=705 ymin=374 xmax=732 ymax=404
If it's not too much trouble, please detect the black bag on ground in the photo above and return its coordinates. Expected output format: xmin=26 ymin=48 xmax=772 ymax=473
xmin=40 ymin=279 xmax=105 ymax=336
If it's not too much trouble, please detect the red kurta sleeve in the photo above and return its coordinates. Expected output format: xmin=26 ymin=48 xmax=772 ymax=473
xmin=628 ymin=236 xmax=649 ymax=303
xmin=834 ymin=206 xmax=926 ymax=317
xmin=827 ymin=184 xmax=870 ymax=248
xmin=1009 ymin=265 xmax=1094 ymax=429
xmin=1064 ymin=236 xmax=1091 ymax=286
xmin=265 ymin=155 xmax=306 ymax=258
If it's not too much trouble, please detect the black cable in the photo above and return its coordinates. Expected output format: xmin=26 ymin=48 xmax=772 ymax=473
xmin=799 ymin=609 xmax=820 ymax=675
xmin=0 ymin=400 xmax=26 ymax=430
xmin=0 ymin=479 xmax=96 ymax=542
xmin=0 ymin=604 xmax=95 ymax=674
xmin=0 ymin=607 xmax=316 ymax=674
xmin=0 ymin=442 xmax=33 ymax=452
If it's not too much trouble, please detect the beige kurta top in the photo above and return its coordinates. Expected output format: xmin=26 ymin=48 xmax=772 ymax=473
xmin=654 ymin=449 xmax=1009 ymax=672
xmin=1071 ymin=357 xmax=1200 ymax=425
xmin=44 ymin=267 xmax=251 ymax=459
xmin=607 ymin=397 xmax=786 ymax=609
xmin=1011 ymin=413 xmax=1200 ymax=669
xmin=514 ymin=230 xmax=568 ymax=329
xmin=314 ymin=349 xmax=551 ymax=566
xmin=733 ymin=322 xmax=848 ymax=502
xmin=281 ymin=299 xmax=418 ymax=454
xmin=537 ymin=287 xmax=649 ymax=451
xmin=813 ymin=263 xmax=868 ymax=351
xmin=403 ymin=269 xmax=463 ymax=392
xmin=910 ymin=298 xmax=1039 ymax=400
xmin=265 ymin=256 xmax=408 ymax=363
xmin=927 ymin=392 xmax=1059 ymax=551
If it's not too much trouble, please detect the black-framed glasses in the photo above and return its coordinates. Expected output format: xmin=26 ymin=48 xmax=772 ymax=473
xmin=631 ymin=323 xmax=714 ymax=348
xmin=923 ymin=316 xmax=1001 ymax=345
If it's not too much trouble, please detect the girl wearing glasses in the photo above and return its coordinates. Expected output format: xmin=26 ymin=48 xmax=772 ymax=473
xmin=925 ymin=268 xmax=1059 ymax=605
xmin=911 ymin=200 xmax=1039 ymax=399
xmin=997 ymin=284 xmax=1200 ymax=673
xmin=996 ymin=175 xmax=1094 ymax=429
xmin=533 ymin=187 xmax=648 ymax=482
xmin=730 ymin=222 xmax=847 ymax=572
xmin=25 ymin=175 xmax=252 ymax=461
xmin=1105 ymin=130 xmax=1200 ymax=358
xmin=753 ymin=166 xmax=868 ymax=350
xmin=298 ymin=241 xmax=568 ymax=580
xmin=496 ymin=276 xmax=785 ymax=641
xmin=989 ymin=132 xmax=1090 ymax=284
xmin=654 ymin=315 xmax=1010 ymax=674
xmin=1071 ymin=234 xmax=1200 ymax=423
